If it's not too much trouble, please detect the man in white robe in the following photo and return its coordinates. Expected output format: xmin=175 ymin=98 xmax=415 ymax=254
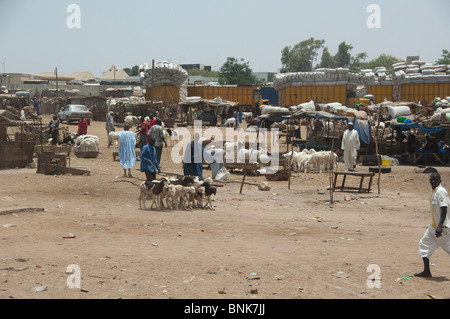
xmin=341 ymin=121 xmax=360 ymax=171
xmin=118 ymin=124 xmax=137 ymax=177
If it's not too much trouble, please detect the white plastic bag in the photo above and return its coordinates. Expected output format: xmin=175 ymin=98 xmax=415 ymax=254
xmin=215 ymin=166 xmax=230 ymax=181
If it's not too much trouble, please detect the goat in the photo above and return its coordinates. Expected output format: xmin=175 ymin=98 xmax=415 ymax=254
xmin=200 ymin=181 xmax=217 ymax=209
xmin=139 ymin=179 xmax=166 ymax=210
xmin=59 ymin=133 xmax=79 ymax=146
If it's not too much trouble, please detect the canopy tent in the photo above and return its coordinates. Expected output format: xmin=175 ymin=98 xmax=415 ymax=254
xmin=179 ymin=97 xmax=239 ymax=108
xmin=179 ymin=97 xmax=240 ymax=125
xmin=256 ymin=110 xmax=372 ymax=144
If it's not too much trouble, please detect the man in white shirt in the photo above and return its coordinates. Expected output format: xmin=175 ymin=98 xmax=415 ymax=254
xmin=341 ymin=121 xmax=360 ymax=171
xmin=415 ymin=171 xmax=450 ymax=277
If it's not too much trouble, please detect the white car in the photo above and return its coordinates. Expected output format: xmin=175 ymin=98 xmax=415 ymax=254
xmin=57 ymin=104 xmax=93 ymax=124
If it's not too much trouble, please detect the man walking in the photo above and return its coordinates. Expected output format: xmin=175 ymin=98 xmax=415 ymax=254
xmin=341 ymin=121 xmax=360 ymax=171
xmin=415 ymin=171 xmax=450 ymax=277
xmin=118 ymin=124 xmax=137 ymax=178
xmin=77 ymin=117 xmax=88 ymax=135
xmin=106 ymin=111 xmax=115 ymax=148
xmin=148 ymin=118 xmax=167 ymax=166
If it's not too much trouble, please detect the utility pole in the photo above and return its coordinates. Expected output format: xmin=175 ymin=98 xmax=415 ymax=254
xmin=2 ymin=60 xmax=5 ymax=74
xmin=55 ymin=67 xmax=59 ymax=97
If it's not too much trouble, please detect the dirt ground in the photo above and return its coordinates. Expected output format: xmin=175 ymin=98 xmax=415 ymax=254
xmin=0 ymin=114 xmax=449 ymax=301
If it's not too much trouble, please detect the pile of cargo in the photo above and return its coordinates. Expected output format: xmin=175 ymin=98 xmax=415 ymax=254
xmin=273 ymin=68 xmax=360 ymax=90
xmin=139 ymin=61 xmax=188 ymax=87
xmin=360 ymin=67 xmax=393 ymax=85
xmin=391 ymin=61 xmax=450 ymax=84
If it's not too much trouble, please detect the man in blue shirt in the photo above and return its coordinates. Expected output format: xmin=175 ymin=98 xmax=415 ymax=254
xmin=34 ymin=98 xmax=40 ymax=116
xmin=140 ymin=136 xmax=160 ymax=181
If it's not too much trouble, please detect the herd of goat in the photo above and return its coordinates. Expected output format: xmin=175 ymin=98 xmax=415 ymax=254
xmin=139 ymin=176 xmax=217 ymax=211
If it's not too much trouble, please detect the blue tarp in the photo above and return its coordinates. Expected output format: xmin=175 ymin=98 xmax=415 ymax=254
xmin=390 ymin=122 xmax=444 ymax=134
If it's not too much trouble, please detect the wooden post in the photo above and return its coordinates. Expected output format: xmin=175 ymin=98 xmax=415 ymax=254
xmin=20 ymin=123 xmax=24 ymax=167
xmin=329 ymin=119 xmax=336 ymax=204
xmin=376 ymin=106 xmax=382 ymax=195
xmin=239 ymin=160 xmax=248 ymax=195
xmin=151 ymin=59 xmax=155 ymax=109
xmin=288 ymin=120 xmax=294 ymax=190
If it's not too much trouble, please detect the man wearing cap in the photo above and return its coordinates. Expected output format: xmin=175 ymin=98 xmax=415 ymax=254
xmin=341 ymin=121 xmax=360 ymax=171
xmin=415 ymin=171 xmax=450 ymax=278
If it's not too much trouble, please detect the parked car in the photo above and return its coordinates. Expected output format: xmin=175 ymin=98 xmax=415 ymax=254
xmin=57 ymin=104 xmax=93 ymax=124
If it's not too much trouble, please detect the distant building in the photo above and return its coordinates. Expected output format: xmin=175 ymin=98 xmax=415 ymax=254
xmin=180 ymin=64 xmax=216 ymax=72
xmin=71 ymin=72 xmax=96 ymax=82
xmin=185 ymin=75 xmax=219 ymax=85
xmin=102 ymin=70 xmax=129 ymax=81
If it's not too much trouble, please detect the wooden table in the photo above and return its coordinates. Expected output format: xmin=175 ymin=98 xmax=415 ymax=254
xmin=413 ymin=151 xmax=444 ymax=165
xmin=333 ymin=171 xmax=375 ymax=193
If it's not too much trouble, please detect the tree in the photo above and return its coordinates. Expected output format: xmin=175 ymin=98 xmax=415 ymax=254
xmin=334 ymin=42 xmax=353 ymax=68
xmin=436 ymin=49 xmax=450 ymax=65
xmin=123 ymin=65 xmax=139 ymax=76
xmin=317 ymin=47 xmax=337 ymax=69
xmin=280 ymin=37 xmax=325 ymax=72
xmin=219 ymin=57 xmax=257 ymax=85
xmin=317 ymin=42 xmax=367 ymax=72
xmin=361 ymin=54 xmax=404 ymax=70
xmin=349 ymin=52 xmax=368 ymax=72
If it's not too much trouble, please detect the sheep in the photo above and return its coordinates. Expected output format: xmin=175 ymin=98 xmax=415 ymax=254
xmin=108 ymin=131 xmax=120 ymax=148
xmin=237 ymin=148 xmax=270 ymax=163
xmin=224 ymin=141 xmax=245 ymax=159
xmin=224 ymin=117 xmax=236 ymax=127
xmin=73 ymin=135 xmax=100 ymax=153
xmin=300 ymin=151 xmax=337 ymax=174
xmin=124 ymin=115 xmax=139 ymax=126
xmin=242 ymin=112 xmax=253 ymax=121
xmin=322 ymin=151 xmax=338 ymax=172
xmin=282 ymin=151 xmax=309 ymax=171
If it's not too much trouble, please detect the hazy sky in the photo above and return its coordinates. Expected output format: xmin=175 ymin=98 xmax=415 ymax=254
xmin=1 ymin=0 xmax=449 ymax=77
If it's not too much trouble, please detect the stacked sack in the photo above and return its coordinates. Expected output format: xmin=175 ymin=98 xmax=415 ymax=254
xmin=360 ymin=66 xmax=393 ymax=85
xmin=273 ymin=68 xmax=360 ymax=90
xmin=392 ymin=61 xmax=449 ymax=84
xmin=139 ymin=61 xmax=189 ymax=87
